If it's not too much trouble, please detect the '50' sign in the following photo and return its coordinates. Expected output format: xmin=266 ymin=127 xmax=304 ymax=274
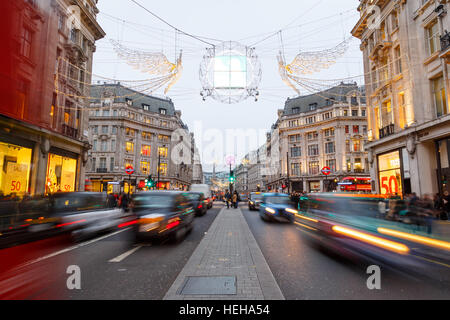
xmin=380 ymin=175 xmax=399 ymax=195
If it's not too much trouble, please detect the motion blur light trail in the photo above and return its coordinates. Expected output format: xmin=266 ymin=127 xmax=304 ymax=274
xmin=331 ymin=225 xmax=410 ymax=255
xmin=378 ymin=228 xmax=450 ymax=251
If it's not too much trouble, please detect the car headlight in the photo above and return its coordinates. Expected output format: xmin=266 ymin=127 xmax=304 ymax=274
xmin=266 ymin=207 xmax=276 ymax=214
xmin=285 ymin=208 xmax=298 ymax=214
xmin=249 ymin=201 xmax=254 ymax=205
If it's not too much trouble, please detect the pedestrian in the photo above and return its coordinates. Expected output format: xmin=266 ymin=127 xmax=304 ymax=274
xmin=120 ymin=192 xmax=129 ymax=211
xmin=225 ymin=190 xmax=231 ymax=209
xmin=442 ymin=190 xmax=450 ymax=220
xmin=232 ymin=192 xmax=238 ymax=209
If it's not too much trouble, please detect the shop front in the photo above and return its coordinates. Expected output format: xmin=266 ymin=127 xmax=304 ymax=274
xmin=308 ymin=181 xmax=321 ymax=192
xmin=436 ymin=137 xmax=450 ymax=194
xmin=0 ymin=140 xmax=33 ymax=196
xmin=377 ymin=150 xmax=403 ymax=196
xmin=46 ymin=149 xmax=78 ymax=194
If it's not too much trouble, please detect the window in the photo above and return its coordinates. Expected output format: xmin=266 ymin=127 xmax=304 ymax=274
xmin=158 ymin=134 xmax=170 ymax=142
xmin=306 ymin=116 xmax=315 ymax=124
xmin=391 ymin=10 xmax=399 ymax=31
xmin=112 ymin=126 xmax=117 ymax=135
xmin=325 ymin=142 xmax=335 ymax=154
xmin=289 ymin=134 xmax=301 ymax=142
xmin=101 ymin=140 xmax=107 ymax=152
xmin=426 ymin=21 xmax=440 ymax=56
xmin=92 ymin=126 xmax=98 ymax=135
xmin=93 ymin=140 xmax=97 ymax=151
xmin=307 ymin=131 xmax=318 ymax=140
xmin=126 ymin=142 xmax=134 ymax=153
xmin=92 ymin=157 xmax=96 ymax=171
xmin=345 ymin=140 xmax=350 ymax=152
xmin=361 ymin=109 xmax=366 ymax=117
xmin=322 ymin=112 xmax=331 ymax=120
xmin=353 ymin=125 xmax=359 ymax=134
xmin=101 ymin=125 xmax=108 ymax=134
xmin=158 ymin=147 xmax=168 ymax=158
xmin=326 ymin=159 xmax=336 ymax=172
xmin=70 ymin=28 xmax=77 ymax=43
xmin=353 ymin=139 xmax=361 ymax=152
xmin=142 ymin=104 xmax=150 ymax=111
xmin=345 ymin=125 xmax=349 ymax=134
xmin=141 ymin=145 xmax=151 ymax=156
xmin=99 ymin=157 xmax=106 ymax=169
xmin=347 ymin=159 xmax=352 ymax=172
xmin=308 ymin=145 xmax=319 ymax=156
xmin=142 ymin=131 xmax=153 ymax=140
xmin=363 ymin=125 xmax=367 ymax=135
xmin=141 ymin=161 xmax=150 ymax=174
xmin=126 ymin=128 xmax=135 ymax=136
xmin=381 ymin=100 xmax=394 ymax=127
xmin=354 ymin=158 xmax=362 ymax=171
xmin=126 ymin=98 xmax=133 ymax=106
xmin=398 ymin=92 xmax=406 ymax=128
xmin=308 ymin=161 xmax=320 ymax=175
xmin=324 ymin=128 xmax=335 ymax=137
xmin=110 ymin=157 xmax=115 ymax=172
xmin=113 ymin=109 xmax=118 ymax=117
xmin=159 ymin=108 xmax=167 ymax=115
xmin=111 ymin=139 xmax=116 ymax=152
xmin=158 ymin=163 xmax=167 ymax=176
xmin=395 ymin=46 xmax=402 ymax=74
xmin=292 ymin=107 xmax=300 ymax=114
xmin=432 ymin=76 xmax=448 ymax=117
xmin=291 ymin=147 xmax=301 ymax=157
xmin=352 ymin=110 xmax=358 ymax=117
xmin=20 ymin=28 xmax=32 ymax=58
xmin=309 ymin=103 xmax=317 ymax=111
xmin=343 ymin=110 xmax=348 ymax=117
xmin=102 ymin=109 xmax=109 ymax=117
xmin=291 ymin=163 xmax=301 ymax=176
xmin=160 ymin=120 xmax=168 ymax=127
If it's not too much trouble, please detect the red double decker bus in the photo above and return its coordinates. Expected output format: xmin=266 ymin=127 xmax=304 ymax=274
xmin=337 ymin=177 xmax=372 ymax=192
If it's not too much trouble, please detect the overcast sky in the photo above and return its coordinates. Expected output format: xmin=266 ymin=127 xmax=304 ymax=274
xmin=92 ymin=0 xmax=363 ymax=172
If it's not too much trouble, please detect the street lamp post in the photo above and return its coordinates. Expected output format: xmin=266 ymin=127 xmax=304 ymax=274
xmin=286 ymin=151 xmax=290 ymax=194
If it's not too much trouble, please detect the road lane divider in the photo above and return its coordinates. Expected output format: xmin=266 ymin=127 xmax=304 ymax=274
xmin=109 ymin=245 xmax=143 ymax=263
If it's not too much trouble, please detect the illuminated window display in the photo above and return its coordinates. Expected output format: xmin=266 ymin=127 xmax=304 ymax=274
xmin=46 ymin=153 xmax=77 ymax=193
xmin=378 ymin=151 xmax=402 ymax=196
xmin=0 ymin=141 xmax=32 ymax=196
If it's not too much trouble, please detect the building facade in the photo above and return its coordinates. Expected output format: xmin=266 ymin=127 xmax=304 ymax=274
xmin=86 ymin=83 xmax=195 ymax=193
xmin=352 ymin=0 xmax=450 ymax=197
xmin=0 ymin=0 xmax=104 ymax=197
xmin=267 ymin=83 xmax=370 ymax=193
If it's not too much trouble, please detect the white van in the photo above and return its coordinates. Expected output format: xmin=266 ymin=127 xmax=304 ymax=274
xmin=190 ymin=184 xmax=212 ymax=209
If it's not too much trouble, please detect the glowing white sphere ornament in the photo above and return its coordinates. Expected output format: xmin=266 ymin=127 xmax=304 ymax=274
xmin=199 ymin=41 xmax=261 ymax=104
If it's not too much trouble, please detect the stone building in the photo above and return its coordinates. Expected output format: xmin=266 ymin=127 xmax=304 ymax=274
xmin=86 ymin=83 xmax=196 ymax=193
xmin=267 ymin=83 xmax=370 ymax=193
xmin=0 ymin=0 xmax=104 ymax=196
xmin=352 ymin=0 xmax=450 ymax=196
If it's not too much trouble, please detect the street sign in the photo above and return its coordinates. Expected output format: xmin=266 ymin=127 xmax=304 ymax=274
xmin=321 ymin=166 xmax=331 ymax=176
xmin=125 ymin=165 xmax=134 ymax=175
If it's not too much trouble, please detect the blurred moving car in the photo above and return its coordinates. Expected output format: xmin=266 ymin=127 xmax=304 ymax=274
xmin=259 ymin=193 xmax=295 ymax=223
xmin=130 ymin=191 xmax=195 ymax=243
xmin=248 ymin=192 xmax=263 ymax=211
xmin=294 ymin=193 xmax=450 ymax=283
xmin=186 ymin=192 xmax=207 ymax=216
xmin=0 ymin=192 xmax=125 ymax=247
xmin=190 ymin=184 xmax=212 ymax=209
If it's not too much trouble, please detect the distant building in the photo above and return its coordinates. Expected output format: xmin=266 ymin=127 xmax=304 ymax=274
xmin=86 ymin=83 xmax=195 ymax=193
xmin=267 ymin=83 xmax=369 ymax=192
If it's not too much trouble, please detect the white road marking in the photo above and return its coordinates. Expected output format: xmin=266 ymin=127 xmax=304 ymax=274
xmin=109 ymin=245 xmax=143 ymax=263
xmin=19 ymin=228 xmax=130 ymax=268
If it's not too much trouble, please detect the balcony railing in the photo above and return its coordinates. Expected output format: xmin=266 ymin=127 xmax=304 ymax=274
xmin=440 ymin=31 xmax=450 ymax=52
xmin=379 ymin=124 xmax=395 ymax=139
xmin=61 ymin=124 xmax=79 ymax=139
xmin=96 ymin=168 xmax=107 ymax=173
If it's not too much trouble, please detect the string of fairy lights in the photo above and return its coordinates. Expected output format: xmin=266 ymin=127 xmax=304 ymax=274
xmin=53 ymin=0 xmax=405 ymax=108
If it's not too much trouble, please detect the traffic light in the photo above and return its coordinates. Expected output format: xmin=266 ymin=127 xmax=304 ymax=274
xmin=229 ymin=171 xmax=235 ymax=184
xmin=145 ymin=175 xmax=155 ymax=188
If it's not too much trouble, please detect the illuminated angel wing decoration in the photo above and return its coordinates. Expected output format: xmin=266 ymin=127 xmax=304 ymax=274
xmin=286 ymin=39 xmax=349 ymax=75
xmin=110 ymin=40 xmax=182 ymax=94
xmin=278 ymin=39 xmax=350 ymax=94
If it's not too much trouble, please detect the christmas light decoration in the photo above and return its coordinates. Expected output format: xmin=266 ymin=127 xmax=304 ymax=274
xmin=110 ymin=39 xmax=183 ymax=94
xmin=199 ymin=41 xmax=262 ymax=104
